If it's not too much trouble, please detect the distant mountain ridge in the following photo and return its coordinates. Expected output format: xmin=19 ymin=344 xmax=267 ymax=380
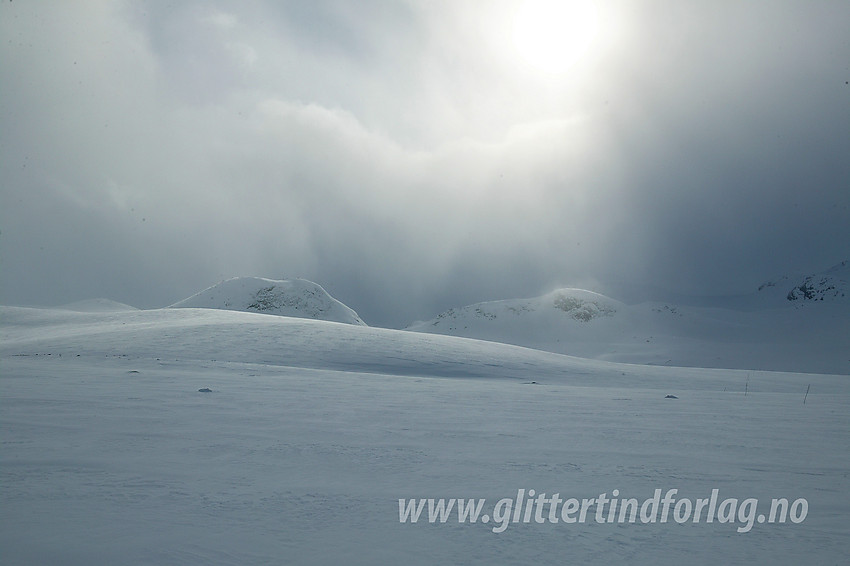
xmin=170 ymin=277 xmax=366 ymax=325
xmin=407 ymin=262 xmax=850 ymax=374
xmin=417 ymin=288 xmax=623 ymax=330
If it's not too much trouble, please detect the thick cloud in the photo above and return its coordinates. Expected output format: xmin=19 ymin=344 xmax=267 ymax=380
xmin=2 ymin=0 xmax=848 ymax=327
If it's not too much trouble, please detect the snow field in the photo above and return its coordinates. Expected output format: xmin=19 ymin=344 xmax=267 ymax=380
xmin=1 ymin=306 xmax=848 ymax=564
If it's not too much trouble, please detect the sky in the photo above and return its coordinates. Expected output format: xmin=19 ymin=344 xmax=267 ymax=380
xmin=1 ymin=0 xmax=849 ymax=328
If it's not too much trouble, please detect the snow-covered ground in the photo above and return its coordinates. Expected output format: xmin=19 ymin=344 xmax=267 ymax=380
xmin=2 ymin=305 xmax=848 ymax=564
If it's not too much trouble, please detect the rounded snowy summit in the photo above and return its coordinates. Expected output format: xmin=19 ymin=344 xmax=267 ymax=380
xmin=170 ymin=277 xmax=366 ymax=325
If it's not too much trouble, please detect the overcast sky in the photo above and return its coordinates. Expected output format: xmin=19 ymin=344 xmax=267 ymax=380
xmin=1 ymin=0 xmax=848 ymax=327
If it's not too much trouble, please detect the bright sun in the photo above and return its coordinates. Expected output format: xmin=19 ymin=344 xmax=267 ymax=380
xmin=512 ymin=0 xmax=599 ymax=74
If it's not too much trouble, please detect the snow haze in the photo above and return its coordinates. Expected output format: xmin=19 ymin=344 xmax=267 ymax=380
xmin=2 ymin=1 xmax=849 ymax=326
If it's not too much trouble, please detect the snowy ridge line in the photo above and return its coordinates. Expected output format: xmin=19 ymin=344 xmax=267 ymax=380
xmin=2 ymin=305 xmax=847 ymax=392
xmin=0 ymin=305 xmax=602 ymax=380
xmin=405 ymin=276 xmax=850 ymax=375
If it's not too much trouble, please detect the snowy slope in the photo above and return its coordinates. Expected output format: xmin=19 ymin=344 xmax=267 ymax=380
xmin=754 ymin=260 xmax=849 ymax=303
xmin=407 ymin=279 xmax=850 ymax=374
xmin=57 ymin=298 xmax=139 ymax=312
xmin=783 ymin=259 xmax=849 ymax=302
xmin=1 ymin=305 xmax=848 ymax=565
xmin=169 ymin=277 xmax=366 ymax=325
xmin=0 ymin=305 xmax=637 ymax=384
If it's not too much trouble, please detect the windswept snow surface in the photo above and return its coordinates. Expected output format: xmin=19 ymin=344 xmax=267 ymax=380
xmin=1 ymin=305 xmax=849 ymax=565
xmin=407 ymin=279 xmax=850 ymax=374
xmin=169 ymin=277 xmax=366 ymax=325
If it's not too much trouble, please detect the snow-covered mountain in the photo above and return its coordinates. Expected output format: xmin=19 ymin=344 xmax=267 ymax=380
xmin=755 ymin=260 xmax=849 ymax=303
xmin=781 ymin=260 xmax=848 ymax=302
xmin=407 ymin=267 xmax=850 ymax=374
xmin=421 ymin=288 xmax=623 ymax=327
xmin=169 ymin=277 xmax=366 ymax=325
xmin=406 ymin=288 xmax=626 ymax=352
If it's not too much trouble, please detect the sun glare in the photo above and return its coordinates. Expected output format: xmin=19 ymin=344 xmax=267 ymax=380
xmin=512 ymin=0 xmax=599 ymax=74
